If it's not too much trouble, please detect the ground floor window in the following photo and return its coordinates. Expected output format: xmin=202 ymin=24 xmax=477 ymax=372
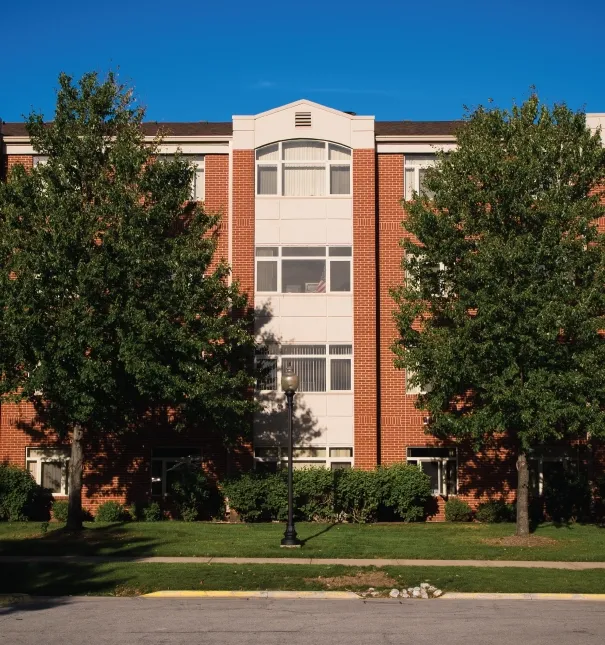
xmin=406 ymin=447 xmax=457 ymax=496
xmin=151 ymin=447 xmax=201 ymax=496
xmin=26 ymin=447 xmax=70 ymax=495
xmin=529 ymin=446 xmax=580 ymax=495
xmin=254 ymin=446 xmax=353 ymax=472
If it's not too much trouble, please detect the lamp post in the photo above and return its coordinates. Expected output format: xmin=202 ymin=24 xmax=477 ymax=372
xmin=281 ymin=363 xmax=301 ymax=548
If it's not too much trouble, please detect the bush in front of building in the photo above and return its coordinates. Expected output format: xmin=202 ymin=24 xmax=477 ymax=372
xmin=0 ymin=464 xmax=52 ymax=521
xmin=475 ymin=499 xmax=516 ymax=523
xmin=223 ymin=463 xmax=433 ymax=523
xmin=170 ymin=466 xmax=211 ymax=522
xmin=444 ymin=498 xmax=473 ymax=522
xmin=52 ymin=499 xmax=69 ymax=522
xmin=95 ymin=501 xmax=126 ymax=522
xmin=377 ymin=463 xmax=434 ymax=522
xmin=142 ymin=501 xmax=163 ymax=522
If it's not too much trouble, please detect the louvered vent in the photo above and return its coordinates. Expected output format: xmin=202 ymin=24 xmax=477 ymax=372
xmin=295 ymin=111 xmax=312 ymax=127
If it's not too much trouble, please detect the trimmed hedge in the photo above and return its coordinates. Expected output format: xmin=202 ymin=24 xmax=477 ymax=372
xmin=0 ymin=464 xmax=52 ymax=521
xmin=475 ymin=499 xmax=516 ymax=523
xmin=222 ymin=463 xmax=432 ymax=523
xmin=95 ymin=501 xmax=126 ymax=522
xmin=444 ymin=498 xmax=472 ymax=522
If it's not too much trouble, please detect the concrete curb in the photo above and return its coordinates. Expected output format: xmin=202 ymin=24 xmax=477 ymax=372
xmin=143 ymin=590 xmax=360 ymax=599
xmin=3 ymin=555 xmax=605 ymax=570
xmin=140 ymin=590 xmax=605 ymax=601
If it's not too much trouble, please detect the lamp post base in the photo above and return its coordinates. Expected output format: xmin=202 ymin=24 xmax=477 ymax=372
xmin=281 ymin=526 xmax=301 ymax=548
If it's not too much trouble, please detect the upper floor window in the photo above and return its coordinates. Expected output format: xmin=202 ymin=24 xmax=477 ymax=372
xmin=256 ymin=246 xmax=351 ymax=293
xmin=256 ymin=140 xmax=351 ymax=197
xmin=404 ymin=154 xmax=436 ymax=200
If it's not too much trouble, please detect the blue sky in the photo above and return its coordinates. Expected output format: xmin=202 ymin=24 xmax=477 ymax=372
xmin=2 ymin=0 xmax=604 ymax=123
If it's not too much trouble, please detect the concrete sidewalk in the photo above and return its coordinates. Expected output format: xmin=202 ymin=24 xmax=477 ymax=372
xmin=2 ymin=555 xmax=605 ymax=569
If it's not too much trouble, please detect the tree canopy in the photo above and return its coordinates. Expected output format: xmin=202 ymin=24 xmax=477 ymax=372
xmin=0 ymin=72 xmax=256 ymax=527
xmin=392 ymin=95 xmax=605 ymax=534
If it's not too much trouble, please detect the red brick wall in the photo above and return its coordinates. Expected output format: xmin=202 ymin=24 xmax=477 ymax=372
xmin=352 ymin=149 xmax=378 ymax=469
xmin=231 ymin=150 xmax=255 ymax=299
xmin=3 ymin=155 xmax=33 ymax=179
xmin=204 ymin=154 xmax=229 ymax=268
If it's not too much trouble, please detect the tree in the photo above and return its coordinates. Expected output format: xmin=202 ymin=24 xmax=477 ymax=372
xmin=0 ymin=72 xmax=256 ymax=530
xmin=392 ymin=95 xmax=605 ymax=535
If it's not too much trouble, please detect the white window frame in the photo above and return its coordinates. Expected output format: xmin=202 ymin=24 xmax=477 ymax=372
xmin=254 ymin=446 xmax=353 ymax=470
xmin=255 ymin=246 xmax=352 ymax=295
xmin=404 ymin=154 xmax=437 ymax=200
xmin=26 ymin=447 xmax=70 ymax=496
xmin=256 ymin=140 xmax=352 ymax=197
xmin=255 ymin=344 xmax=353 ymax=394
xmin=406 ymin=447 xmax=457 ymax=496
xmin=150 ymin=447 xmax=202 ymax=497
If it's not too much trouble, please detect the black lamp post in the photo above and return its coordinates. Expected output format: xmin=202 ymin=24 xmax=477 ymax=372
xmin=281 ymin=363 xmax=301 ymax=548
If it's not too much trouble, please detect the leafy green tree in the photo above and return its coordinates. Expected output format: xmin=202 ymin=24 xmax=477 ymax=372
xmin=393 ymin=95 xmax=605 ymax=535
xmin=0 ymin=72 xmax=256 ymax=530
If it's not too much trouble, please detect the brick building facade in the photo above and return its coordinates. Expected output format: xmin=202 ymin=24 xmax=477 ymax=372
xmin=1 ymin=101 xmax=604 ymax=517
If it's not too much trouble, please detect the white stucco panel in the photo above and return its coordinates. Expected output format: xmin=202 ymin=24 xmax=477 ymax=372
xmin=326 ymin=199 xmax=353 ymax=219
xmin=326 ymin=394 xmax=354 ymax=417
xmin=280 ymin=220 xmax=327 ymax=244
xmin=327 ymin=296 xmax=353 ymax=317
xmin=254 ymin=296 xmax=279 ymax=318
xmin=327 ymin=316 xmax=353 ymax=342
xmin=326 ymin=219 xmax=353 ymax=244
xmin=280 ymin=296 xmax=327 ymax=317
xmin=255 ymin=199 xmax=280 ymax=220
xmin=279 ymin=316 xmax=327 ymax=342
xmin=255 ymin=219 xmax=280 ymax=243
xmin=324 ymin=416 xmax=354 ymax=445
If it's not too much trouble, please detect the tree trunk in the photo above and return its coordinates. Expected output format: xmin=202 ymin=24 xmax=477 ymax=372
xmin=66 ymin=425 xmax=84 ymax=531
xmin=516 ymin=451 xmax=530 ymax=536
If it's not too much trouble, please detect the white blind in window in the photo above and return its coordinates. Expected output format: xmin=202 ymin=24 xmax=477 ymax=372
xmin=257 ymin=144 xmax=279 ymax=161
xmin=283 ymin=165 xmax=325 ymax=196
xmin=405 ymin=167 xmax=416 ymax=200
xmin=257 ymin=261 xmax=278 ymax=291
xmin=283 ymin=141 xmax=325 ymax=161
xmin=330 ymin=165 xmax=350 ymax=195
xmin=285 ymin=358 xmax=326 ymax=392
xmin=328 ymin=144 xmax=351 ymax=160
xmin=258 ymin=166 xmax=278 ymax=195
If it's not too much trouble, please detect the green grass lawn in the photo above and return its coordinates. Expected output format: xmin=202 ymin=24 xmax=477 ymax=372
xmin=1 ymin=521 xmax=605 ymax=561
xmin=1 ymin=562 xmax=605 ymax=596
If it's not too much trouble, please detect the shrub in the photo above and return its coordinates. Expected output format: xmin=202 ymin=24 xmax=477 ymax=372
xmin=377 ymin=463 xmax=433 ymax=522
xmin=334 ymin=468 xmax=380 ymax=523
xmin=445 ymin=498 xmax=473 ymax=522
xmin=170 ymin=465 xmax=210 ymax=522
xmin=0 ymin=464 xmax=52 ymax=521
xmin=127 ymin=502 xmax=141 ymax=521
xmin=52 ymin=499 xmax=69 ymax=522
xmin=222 ymin=472 xmax=279 ymax=522
xmin=95 ymin=501 xmax=125 ymax=522
xmin=143 ymin=501 xmax=162 ymax=522
xmin=475 ymin=499 xmax=516 ymax=523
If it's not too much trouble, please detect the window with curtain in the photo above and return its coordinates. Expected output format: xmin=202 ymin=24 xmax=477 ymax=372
xmin=26 ymin=447 xmax=70 ymax=495
xmin=256 ymin=141 xmax=351 ymax=196
xmin=255 ymin=246 xmax=351 ymax=293
xmin=406 ymin=447 xmax=457 ymax=496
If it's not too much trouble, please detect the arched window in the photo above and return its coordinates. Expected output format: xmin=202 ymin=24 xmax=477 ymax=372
xmin=256 ymin=140 xmax=351 ymax=196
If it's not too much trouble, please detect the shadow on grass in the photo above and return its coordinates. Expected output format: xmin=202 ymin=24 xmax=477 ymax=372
xmin=0 ymin=562 xmax=134 ymax=614
xmin=300 ymin=523 xmax=336 ymax=546
xmin=0 ymin=522 xmax=159 ymax=558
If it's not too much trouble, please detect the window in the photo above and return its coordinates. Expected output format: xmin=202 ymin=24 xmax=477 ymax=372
xmin=256 ymin=344 xmax=352 ymax=393
xmin=33 ymin=155 xmax=49 ymax=167
xmin=256 ymin=141 xmax=351 ymax=196
xmin=151 ymin=447 xmax=201 ymax=497
xmin=254 ymin=445 xmax=352 ymax=470
xmin=255 ymin=246 xmax=351 ymax=294
xmin=529 ymin=446 xmax=580 ymax=495
xmin=405 ymin=369 xmax=432 ymax=396
xmin=404 ymin=154 xmax=436 ymax=200
xmin=159 ymin=155 xmax=205 ymax=201
xmin=26 ymin=447 xmax=70 ymax=495
xmin=407 ymin=447 xmax=457 ymax=496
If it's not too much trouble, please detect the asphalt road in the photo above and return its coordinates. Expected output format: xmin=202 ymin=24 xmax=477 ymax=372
xmin=1 ymin=597 xmax=604 ymax=644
